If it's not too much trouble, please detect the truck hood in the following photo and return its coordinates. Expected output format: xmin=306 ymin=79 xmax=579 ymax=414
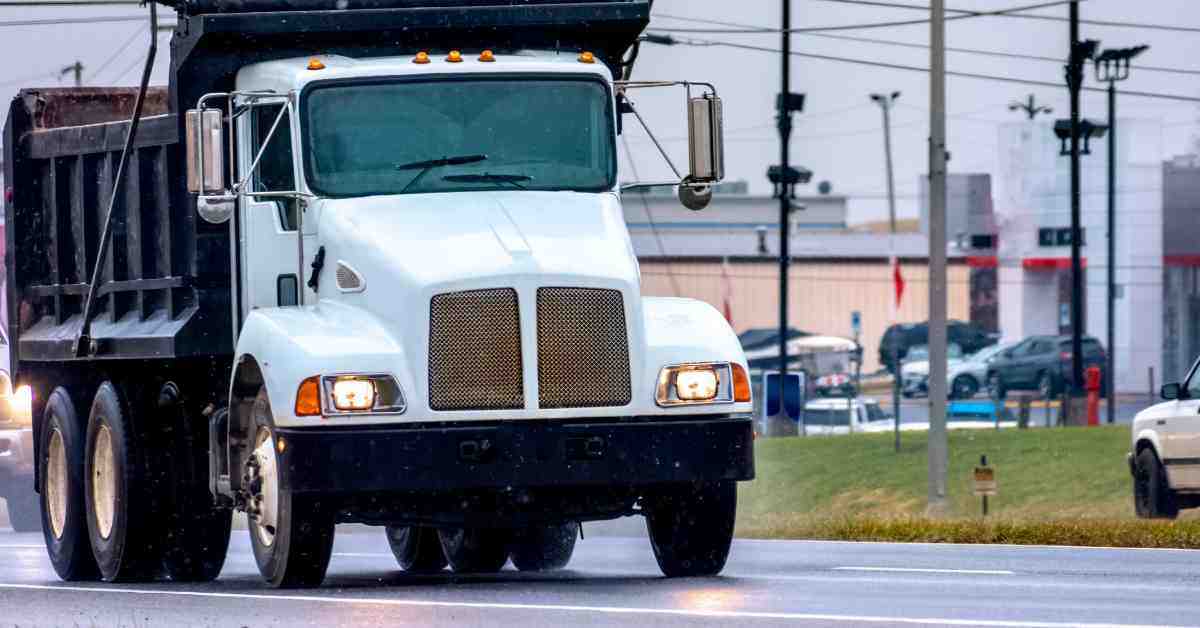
xmin=314 ymin=190 xmax=639 ymax=289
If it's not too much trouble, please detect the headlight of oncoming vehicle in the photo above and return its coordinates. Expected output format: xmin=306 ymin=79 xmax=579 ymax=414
xmin=294 ymin=374 xmax=406 ymax=416
xmin=655 ymin=362 xmax=752 ymax=406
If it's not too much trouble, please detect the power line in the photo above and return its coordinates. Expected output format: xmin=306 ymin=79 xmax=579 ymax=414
xmin=0 ymin=15 xmax=146 ymax=27
xmin=807 ymin=0 xmax=1200 ymax=34
xmin=89 ymin=23 xmax=147 ymax=83
xmin=649 ymin=1 xmax=1074 ymax=34
xmin=642 ymin=35 xmax=1200 ymax=104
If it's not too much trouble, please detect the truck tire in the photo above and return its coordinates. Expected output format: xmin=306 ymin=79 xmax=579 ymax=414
xmin=39 ymin=387 xmax=100 ymax=581
xmin=438 ymin=528 xmax=509 ymax=573
xmin=385 ymin=526 xmax=447 ymax=573
xmin=645 ymin=481 xmax=736 ymax=578
xmin=5 ymin=490 xmax=41 ymax=532
xmin=247 ymin=388 xmax=335 ymax=588
xmin=508 ymin=523 xmax=577 ymax=572
xmin=84 ymin=382 xmax=165 ymax=582
xmin=1134 ymin=448 xmax=1179 ymax=519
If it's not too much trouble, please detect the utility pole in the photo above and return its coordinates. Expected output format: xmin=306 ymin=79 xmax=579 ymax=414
xmin=1065 ymin=1 xmax=1098 ymax=418
xmin=927 ymin=0 xmax=949 ymax=512
xmin=777 ymin=0 xmax=792 ymax=420
xmin=60 ymin=61 xmax=84 ymax=87
xmin=1096 ymin=45 xmax=1148 ymax=424
xmin=871 ymin=90 xmax=902 ymax=452
xmin=1008 ymin=94 xmax=1053 ymax=120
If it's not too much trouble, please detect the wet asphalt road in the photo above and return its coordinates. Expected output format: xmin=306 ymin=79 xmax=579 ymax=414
xmin=1 ymin=523 xmax=1199 ymax=627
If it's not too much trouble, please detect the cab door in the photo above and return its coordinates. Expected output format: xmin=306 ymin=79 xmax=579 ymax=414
xmin=237 ymin=99 xmax=304 ymax=318
xmin=1162 ymin=360 xmax=1200 ymax=489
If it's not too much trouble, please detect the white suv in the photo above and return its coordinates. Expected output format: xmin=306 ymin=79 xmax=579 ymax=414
xmin=1130 ymin=357 xmax=1200 ymax=518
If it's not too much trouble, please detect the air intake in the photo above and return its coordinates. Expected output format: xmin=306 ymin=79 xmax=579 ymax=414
xmin=335 ymin=261 xmax=365 ymax=292
xmin=428 ymin=288 xmax=524 ymax=411
xmin=536 ymin=288 xmax=631 ymax=409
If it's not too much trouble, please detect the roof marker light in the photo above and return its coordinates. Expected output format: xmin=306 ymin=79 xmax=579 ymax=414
xmin=447 ymin=50 xmax=463 ymax=63
xmin=307 ymin=58 xmax=326 ymax=71
xmin=578 ymin=51 xmax=596 ymax=64
xmin=479 ymin=49 xmax=496 ymax=62
xmin=414 ymin=51 xmax=431 ymax=64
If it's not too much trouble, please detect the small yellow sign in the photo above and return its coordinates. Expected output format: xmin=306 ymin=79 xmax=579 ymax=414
xmin=973 ymin=466 xmax=997 ymax=496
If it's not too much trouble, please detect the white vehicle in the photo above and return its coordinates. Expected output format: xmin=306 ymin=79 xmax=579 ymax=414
xmin=0 ymin=329 xmax=36 ymax=531
xmin=4 ymin=0 xmax=753 ymax=587
xmin=1130 ymin=357 xmax=1200 ymax=519
xmin=802 ymin=398 xmax=1016 ymax=436
xmin=902 ymin=342 xmax=1012 ymax=400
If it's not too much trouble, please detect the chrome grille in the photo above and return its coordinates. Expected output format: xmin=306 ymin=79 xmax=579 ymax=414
xmin=428 ymin=288 xmax=524 ymax=411
xmin=536 ymin=288 xmax=632 ymax=409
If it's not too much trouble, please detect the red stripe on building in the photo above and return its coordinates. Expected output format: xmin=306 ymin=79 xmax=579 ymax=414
xmin=1022 ymin=257 xmax=1087 ymax=270
xmin=966 ymin=256 xmax=998 ymax=268
xmin=1165 ymin=255 xmax=1200 ymax=267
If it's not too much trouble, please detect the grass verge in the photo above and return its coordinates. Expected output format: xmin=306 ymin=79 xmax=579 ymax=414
xmin=735 ymin=425 xmax=1200 ymax=547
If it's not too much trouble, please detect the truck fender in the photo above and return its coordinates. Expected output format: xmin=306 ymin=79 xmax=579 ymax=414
xmin=640 ymin=297 xmax=750 ymax=409
xmin=229 ymin=303 xmax=412 ymax=430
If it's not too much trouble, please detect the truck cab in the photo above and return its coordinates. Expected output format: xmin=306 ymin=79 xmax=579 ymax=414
xmin=4 ymin=0 xmax=753 ymax=588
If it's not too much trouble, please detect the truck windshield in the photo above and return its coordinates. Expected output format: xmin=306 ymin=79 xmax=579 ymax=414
xmin=304 ymin=78 xmax=616 ymax=197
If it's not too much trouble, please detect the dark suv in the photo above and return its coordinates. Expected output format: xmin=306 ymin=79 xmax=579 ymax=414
xmin=879 ymin=320 xmax=995 ymax=372
xmin=985 ymin=335 xmax=1107 ymax=399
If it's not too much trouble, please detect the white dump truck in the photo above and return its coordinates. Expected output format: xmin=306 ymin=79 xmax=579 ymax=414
xmin=2 ymin=0 xmax=754 ymax=587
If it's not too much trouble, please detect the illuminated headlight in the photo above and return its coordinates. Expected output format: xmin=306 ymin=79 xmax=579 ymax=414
xmin=9 ymin=385 xmax=33 ymax=427
xmin=656 ymin=362 xmax=752 ymax=406
xmin=320 ymin=374 xmax=405 ymax=415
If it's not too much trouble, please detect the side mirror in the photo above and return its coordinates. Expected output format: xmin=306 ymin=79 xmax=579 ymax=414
xmin=1162 ymin=382 xmax=1183 ymax=400
xmin=186 ymin=108 xmax=234 ymax=224
xmin=681 ymin=94 xmax=724 ymax=211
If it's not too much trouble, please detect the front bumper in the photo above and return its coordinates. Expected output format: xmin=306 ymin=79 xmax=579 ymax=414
xmin=0 ymin=428 xmax=35 ymax=492
xmin=277 ymin=415 xmax=754 ymax=494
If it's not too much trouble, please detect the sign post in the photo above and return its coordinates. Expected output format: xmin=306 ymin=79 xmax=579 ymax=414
xmin=973 ymin=454 xmax=997 ymax=517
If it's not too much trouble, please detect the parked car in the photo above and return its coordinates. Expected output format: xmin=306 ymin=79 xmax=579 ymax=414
xmin=0 ymin=330 xmax=37 ymax=532
xmin=1130 ymin=356 xmax=1200 ymax=518
xmin=899 ymin=343 xmax=965 ymax=398
xmin=902 ymin=342 xmax=1015 ymax=399
xmin=986 ymin=335 xmax=1106 ymax=399
xmin=879 ymin=320 xmax=995 ymax=372
xmin=801 ymin=398 xmax=900 ymax=435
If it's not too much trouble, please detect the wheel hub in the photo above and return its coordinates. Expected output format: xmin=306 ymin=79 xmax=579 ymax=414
xmin=249 ymin=427 xmax=279 ymax=547
xmin=91 ymin=424 xmax=117 ymax=540
xmin=45 ymin=429 xmax=68 ymax=539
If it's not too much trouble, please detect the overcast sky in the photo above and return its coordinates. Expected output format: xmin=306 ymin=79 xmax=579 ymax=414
xmin=2 ymin=0 xmax=1197 ymax=225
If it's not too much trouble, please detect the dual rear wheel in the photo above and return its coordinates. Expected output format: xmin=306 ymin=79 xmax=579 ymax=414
xmin=383 ymin=523 xmax=580 ymax=575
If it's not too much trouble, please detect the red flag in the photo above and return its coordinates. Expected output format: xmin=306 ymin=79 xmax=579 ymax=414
xmin=721 ymin=257 xmax=734 ymax=326
xmin=891 ymin=256 xmax=905 ymax=313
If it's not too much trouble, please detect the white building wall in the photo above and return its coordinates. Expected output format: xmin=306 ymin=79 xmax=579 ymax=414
xmin=995 ymin=119 xmax=1163 ymax=394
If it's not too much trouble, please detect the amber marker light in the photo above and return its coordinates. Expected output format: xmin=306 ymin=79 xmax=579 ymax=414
xmin=578 ymin=51 xmax=596 ymax=64
xmin=446 ymin=50 xmax=463 ymax=63
xmin=413 ymin=51 xmax=431 ymax=64
xmin=732 ymin=363 xmax=752 ymax=402
xmin=478 ymin=49 xmax=496 ymax=62
xmin=295 ymin=376 xmax=322 ymax=416
xmin=307 ymin=58 xmax=326 ymax=71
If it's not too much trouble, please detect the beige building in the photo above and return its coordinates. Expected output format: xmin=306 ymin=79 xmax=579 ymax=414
xmin=626 ymin=188 xmax=972 ymax=373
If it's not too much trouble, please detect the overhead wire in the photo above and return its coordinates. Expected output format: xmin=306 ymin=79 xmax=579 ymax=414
xmin=88 ymin=22 xmax=148 ymax=83
xmin=640 ymin=35 xmax=1200 ymax=104
xmin=648 ymin=1 xmax=1074 ymax=34
xmin=0 ymin=15 xmax=147 ymax=27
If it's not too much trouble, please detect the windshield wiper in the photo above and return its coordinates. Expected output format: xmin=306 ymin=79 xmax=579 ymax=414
xmin=443 ymin=173 xmax=532 ymax=190
xmin=396 ymin=154 xmax=488 ymax=194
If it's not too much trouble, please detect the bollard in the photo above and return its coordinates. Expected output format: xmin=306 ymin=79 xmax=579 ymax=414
xmin=1086 ymin=366 xmax=1101 ymax=426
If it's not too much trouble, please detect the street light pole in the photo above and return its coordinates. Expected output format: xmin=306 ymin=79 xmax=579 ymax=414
xmin=871 ymin=91 xmax=902 ymax=452
xmin=777 ymin=0 xmax=792 ymax=420
xmin=1096 ymin=44 xmax=1149 ymax=424
xmin=1066 ymin=1 xmax=1090 ymax=411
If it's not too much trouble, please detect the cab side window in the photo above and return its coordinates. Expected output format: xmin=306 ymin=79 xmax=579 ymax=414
xmin=1186 ymin=362 xmax=1200 ymax=399
xmin=251 ymin=104 xmax=298 ymax=231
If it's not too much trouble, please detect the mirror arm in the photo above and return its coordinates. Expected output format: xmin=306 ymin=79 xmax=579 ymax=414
xmin=621 ymin=181 xmax=712 ymax=192
xmin=624 ymin=96 xmax=683 ymax=180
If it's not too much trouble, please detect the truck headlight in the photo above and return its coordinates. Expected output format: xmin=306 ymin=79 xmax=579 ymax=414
xmin=295 ymin=374 xmax=406 ymax=417
xmin=656 ymin=362 xmax=751 ymax=406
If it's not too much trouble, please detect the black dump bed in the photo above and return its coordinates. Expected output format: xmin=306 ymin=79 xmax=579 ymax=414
xmin=3 ymin=0 xmax=649 ymax=368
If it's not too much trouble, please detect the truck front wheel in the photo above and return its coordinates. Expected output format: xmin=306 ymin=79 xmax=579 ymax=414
xmin=247 ymin=388 xmax=335 ymax=588
xmin=438 ymin=528 xmax=509 ymax=573
xmin=508 ymin=523 xmax=577 ymax=572
xmin=645 ymin=481 xmax=737 ymax=577
xmin=385 ymin=526 xmax=447 ymax=573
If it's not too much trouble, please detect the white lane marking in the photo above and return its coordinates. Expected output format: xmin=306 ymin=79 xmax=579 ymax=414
xmin=332 ymin=552 xmax=392 ymax=558
xmin=834 ymin=566 xmax=1015 ymax=576
xmin=740 ymin=538 xmax=1200 ymax=554
xmin=0 ymin=582 xmax=1184 ymax=628
xmin=0 ymin=544 xmax=43 ymax=549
